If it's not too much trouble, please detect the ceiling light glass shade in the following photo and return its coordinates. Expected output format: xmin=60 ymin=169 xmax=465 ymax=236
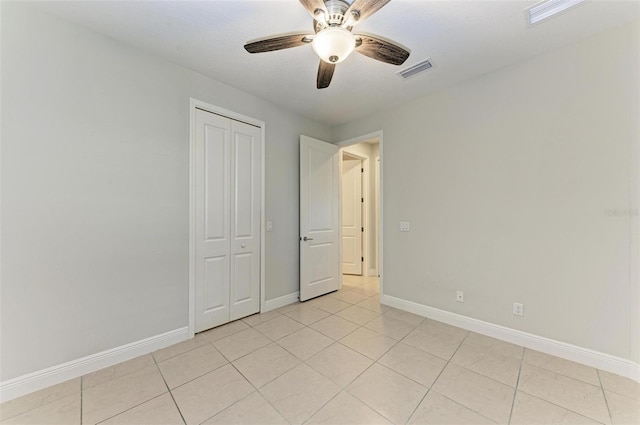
xmin=312 ymin=27 xmax=356 ymax=64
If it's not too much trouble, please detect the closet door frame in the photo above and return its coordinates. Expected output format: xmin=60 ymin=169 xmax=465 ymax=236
xmin=188 ymin=98 xmax=266 ymax=337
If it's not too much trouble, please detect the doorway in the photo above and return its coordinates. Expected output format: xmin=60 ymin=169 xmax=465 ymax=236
xmin=298 ymin=132 xmax=383 ymax=301
xmin=341 ymin=152 xmax=364 ymax=275
xmin=339 ymin=133 xmax=382 ymax=285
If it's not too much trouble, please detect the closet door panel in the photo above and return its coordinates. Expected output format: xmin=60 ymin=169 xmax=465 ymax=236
xmin=230 ymin=121 xmax=261 ymax=321
xmin=204 ymin=256 xmax=228 ymax=311
xmin=195 ymin=110 xmax=231 ymax=332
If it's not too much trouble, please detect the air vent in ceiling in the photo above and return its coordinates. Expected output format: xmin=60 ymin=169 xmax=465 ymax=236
xmin=526 ymin=0 xmax=585 ymax=25
xmin=397 ymin=59 xmax=433 ymax=80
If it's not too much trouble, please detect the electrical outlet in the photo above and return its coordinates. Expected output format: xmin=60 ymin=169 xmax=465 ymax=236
xmin=400 ymin=221 xmax=410 ymax=232
xmin=513 ymin=302 xmax=524 ymax=316
xmin=456 ymin=291 xmax=464 ymax=302
xmin=266 ymin=221 xmax=273 ymax=232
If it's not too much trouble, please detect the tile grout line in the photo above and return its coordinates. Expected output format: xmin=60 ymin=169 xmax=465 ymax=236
xmin=198 ymin=361 xmax=290 ymax=425
xmin=406 ymin=388 xmax=432 ymax=425
xmin=260 ymin=294 xmax=378 ymax=363
xmin=506 ymin=346 xmax=525 ymax=424
xmin=515 ymin=389 xmax=610 ymax=425
xmin=596 ymin=369 xmax=615 ymax=425
xmin=518 ymin=362 xmax=615 ymax=423
xmin=234 ymin=300 xmax=366 ymax=425
xmin=297 ymin=285 xmax=394 ymax=424
xmin=517 ymin=348 xmax=612 ymax=423
xmin=81 ymin=359 xmax=175 ymax=425
xmin=432 ymin=333 xmax=538 ymax=399
xmin=371 ymin=325 xmax=433 ymax=390
xmin=331 ymin=311 xmax=430 ymax=424
xmin=0 ymin=379 xmax=85 ymax=422
xmin=298 ymin=388 xmax=347 ymax=425
xmin=407 ymin=326 xmax=521 ymax=424
xmin=436 ymin=392 xmax=501 ymax=424
xmin=157 ymin=341 xmax=232 ymax=392
xmin=285 ymin=315 xmax=355 ymax=425
xmin=405 ymin=388 xmax=430 ymax=423
xmin=342 ymin=383 xmax=398 ymax=425
xmin=196 ymin=391 xmax=256 ymax=425
xmin=92 ymin=393 xmax=178 ymax=425
xmin=152 ymin=352 xmax=187 ymax=425
xmin=153 ymin=336 xmax=209 ymax=364
xmin=80 ymin=374 xmax=84 ymax=425
xmin=166 ymin=393 xmax=187 ymax=425
xmin=403 ymin=327 xmax=470 ymax=424
xmin=205 ymin=311 xmax=297 ymax=423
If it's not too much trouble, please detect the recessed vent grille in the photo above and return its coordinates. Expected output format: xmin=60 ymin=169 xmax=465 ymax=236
xmin=397 ymin=58 xmax=433 ymax=80
xmin=527 ymin=0 xmax=585 ymax=25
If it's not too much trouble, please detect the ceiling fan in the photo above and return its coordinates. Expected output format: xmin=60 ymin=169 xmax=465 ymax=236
xmin=244 ymin=0 xmax=410 ymax=89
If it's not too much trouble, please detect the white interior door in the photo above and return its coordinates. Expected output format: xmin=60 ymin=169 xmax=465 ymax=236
xmin=194 ymin=109 xmax=261 ymax=332
xmin=300 ymin=135 xmax=340 ymax=301
xmin=195 ymin=110 xmax=231 ymax=331
xmin=342 ymin=157 xmax=362 ymax=275
xmin=229 ymin=121 xmax=261 ymax=321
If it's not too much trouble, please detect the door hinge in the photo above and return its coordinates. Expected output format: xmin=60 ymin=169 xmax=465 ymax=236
xmin=361 ymin=227 xmax=364 ymax=232
xmin=361 ymin=197 xmax=364 ymax=203
xmin=361 ymin=257 xmax=364 ymax=262
xmin=361 ymin=168 xmax=364 ymax=173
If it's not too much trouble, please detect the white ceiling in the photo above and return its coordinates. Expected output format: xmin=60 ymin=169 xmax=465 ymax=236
xmin=33 ymin=0 xmax=639 ymax=126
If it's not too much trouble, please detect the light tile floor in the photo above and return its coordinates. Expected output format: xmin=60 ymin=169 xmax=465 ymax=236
xmin=2 ymin=275 xmax=639 ymax=425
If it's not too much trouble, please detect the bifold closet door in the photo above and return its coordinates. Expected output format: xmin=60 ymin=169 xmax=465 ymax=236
xmin=194 ymin=109 xmax=261 ymax=332
xmin=229 ymin=120 xmax=261 ymax=321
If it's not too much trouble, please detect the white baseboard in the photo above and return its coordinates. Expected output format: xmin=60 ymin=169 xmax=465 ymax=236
xmin=381 ymin=294 xmax=640 ymax=383
xmin=263 ymin=291 xmax=299 ymax=312
xmin=0 ymin=327 xmax=189 ymax=403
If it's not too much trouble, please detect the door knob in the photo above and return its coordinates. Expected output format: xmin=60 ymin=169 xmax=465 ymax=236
xmin=303 ymin=236 xmax=314 ymax=241
xmin=241 ymin=243 xmax=246 ymax=248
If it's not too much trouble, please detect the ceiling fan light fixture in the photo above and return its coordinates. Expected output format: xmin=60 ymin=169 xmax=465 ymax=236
xmin=312 ymin=26 xmax=356 ymax=64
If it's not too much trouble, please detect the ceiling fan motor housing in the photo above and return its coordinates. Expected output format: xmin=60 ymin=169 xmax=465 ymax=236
xmin=325 ymin=0 xmax=349 ymax=27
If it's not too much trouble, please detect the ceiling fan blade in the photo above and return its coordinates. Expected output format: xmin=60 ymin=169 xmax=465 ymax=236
xmin=299 ymin=0 xmax=328 ymax=19
xmin=345 ymin=0 xmax=390 ymax=25
xmin=317 ymin=60 xmax=335 ymax=89
xmin=355 ymin=34 xmax=410 ymax=65
xmin=244 ymin=34 xmax=312 ymax=53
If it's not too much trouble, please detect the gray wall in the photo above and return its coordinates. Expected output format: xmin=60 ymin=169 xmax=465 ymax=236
xmin=0 ymin=3 xmax=331 ymax=381
xmin=333 ymin=21 xmax=640 ymax=363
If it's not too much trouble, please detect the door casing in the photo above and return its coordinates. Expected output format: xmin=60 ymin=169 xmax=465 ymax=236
xmin=189 ymin=98 xmax=266 ymax=337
